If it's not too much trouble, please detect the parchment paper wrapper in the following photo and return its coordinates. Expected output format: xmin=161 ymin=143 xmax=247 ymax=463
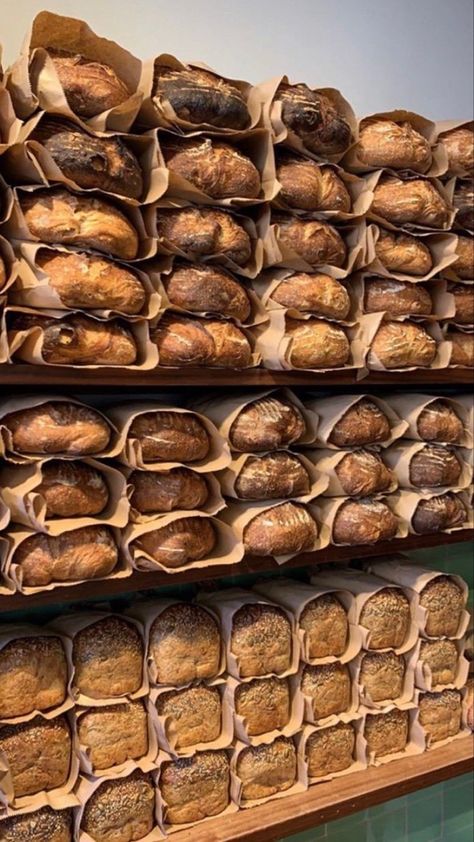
xmin=413 ymin=637 xmax=470 ymax=693
xmin=296 ymin=715 xmax=366 ymax=784
xmin=305 ymin=393 xmax=408 ymax=450
xmin=366 ymin=170 xmax=456 ymax=233
xmin=298 ymin=659 xmax=359 ymax=727
xmin=0 ymin=296 xmax=7 ymax=365
xmin=150 ymin=312 xmax=262 ymax=370
xmin=0 ymin=497 xmax=10 ymax=531
xmin=193 ymin=388 xmax=319 ymax=452
xmin=0 ymin=537 xmax=15 ymax=597
xmin=391 ymin=489 xmax=472 ymax=535
xmin=444 ymin=325 xmax=474 ymax=367
xmin=0 ymin=623 xmax=73 ymax=725
xmin=198 ymin=588 xmax=300 ymax=680
xmin=125 ymin=467 xmax=226 ymax=523
xmin=0 ymin=84 xmax=22 ymax=149
xmin=414 ymin=686 xmax=471 ymax=751
xmin=456 ymin=394 xmax=474 ymax=437
xmin=75 ymin=702 xmax=158 ymax=777
xmin=0 ymin=456 xmax=129 ymax=533
xmin=386 ymin=393 xmax=473 ymax=447
xmin=351 ymin=274 xmax=454 ymax=323
xmin=368 ymin=560 xmax=470 ymax=641
xmin=0 ymin=394 xmax=120 ymax=464
xmin=258 ymin=75 xmax=357 ymax=164
xmin=364 ymin=223 xmax=458 ymax=282
xmin=273 ymin=164 xmax=373 ymax=221
xmin=218 ymin=451 xmax=327 ymax=503
xmin=0 ymin=177 xmax=14 ymax=225
xmin=383 ymin=440 xmax=471 ymax=492
xmin=343 ymin=111 xmax=448 ymax=177
xmin=252 ymin=267 xmax=358 ymax=324
xmin=6 ymin=11 xmax=143 ymax=130
xmin=306 ymin=447 xmax=398 ymax=497
xmin=437 ymin=280 xmax=474 ymax=325
xmin=354 ymin=646 xmax=417 ymax=711
xmin=0 ymin=236 xmax=19 ymax=295
xmin=230 ymin=736 xmax=307 ymax=809
xmin=252 ymin=578 xmax=363 ymax=665
xmin=310 ymin=569 xmax=419 ymax=655
xmin=436 ymin=120 xmax=474 ymax=179
xmin=122 ymin=512 xmax=244 ymax=575
xmin=225 ymin=673 xmax=304 ymax=746
xmin=361 ymin=312 xmax=450 ymax=372
xmin=264 ymin=217 xmax=366 ymax=278
xmin=0 ymin=709 xmax=79 ymax=811
xmin=360 ymin=703 xmax=424 ymax=766
xmin=138 ymin=55 xmax=260 ymax=134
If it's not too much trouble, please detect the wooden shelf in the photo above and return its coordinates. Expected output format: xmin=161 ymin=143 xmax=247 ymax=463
xmin=1 ymin=529 xmax=472 ymax=614
xmin=170 ymin=738 xmax=473 ymax=842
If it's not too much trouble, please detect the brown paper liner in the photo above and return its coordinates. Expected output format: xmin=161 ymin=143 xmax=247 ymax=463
xmin=353 ymin=645 xmax=417 ymax=711
xmin=383 ymin=440 xmax=471 ymax=492
xmin=0 ymin=85 xmax=22 ymax=149
xmin=230 ymin=735 xmax=307 ymax=809
xmin=364 ymin=223 xmax=458 ymax=282
xmin=0 ymin=177 xmax=14 ymax=226
xmin=304 ymin=393 xmax=408 ymax=450
xmin=391 ymin=489 xmax=472 ymax=536
xmin=296 ymin=715 xmax=366 ymax=784
xmin=436 ymin=120 xmax=474 ymax=179
xmin=125 ymin=467 xmax=226 ymax=523
xmin=413 ymin=637 xmax=470 ymax=693
xmin=360 ymin=703 xmax=425 ymax=766
xmin=0 ymin=236 xmax=19 ymax=295
xmin=414 ymin=686 xmax=471 ymax=751
xmin=225 ymin=673 xmax=304 ymax=746
xmin=0 ymin=537 xmax=15 ymax=597
xmin=385 ymin=393 xmax=473 ymax=447
xmin=218 ymin=450 xmax=328 ymax=503
xmin=264 ymin=217 xmax=367 ymax=278
xmin=75 ymin=701 xmax=158 ymax=777
xmin=306 ymin=447 xmax=398 ymax=497
xmin=273 ymin=163 xmax=374 ymax=221
xmin=360 ymin=312 xmax=450 ymax=372
xmin=252 ymin=267 xmax=358 ymax=324
xmin=365 ymin=170 xmax=456 ymax=233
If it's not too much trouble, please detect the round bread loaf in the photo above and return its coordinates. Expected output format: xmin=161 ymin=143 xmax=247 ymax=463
xmin=13 ymin=525 xmax=118 ymax=587
xmin=419 ymin=575 xmax=465 ymax=637
xmin=73 ymin=616 xmax=143 ymax=699
xmin=243 ymin=501 xmax=318 ymax=556
xmin=0 ymin=806 xmax=73 ymax=842
xmin=329 ymin=398 xmax=391 ymax=447
xmin=286 ymin=318 xmax=351 ymax=369
xmin=453 ymin=236 xmax=474 ymax=279
xmin=0 ymin=715 xmax=71 ymax=797
xmin=35 ymin=249 xmax=146 ymax=314
xmin=237 ymin=736 xmax=297 ymax=801
xmin=418 ymin=689 xmax=463 ymax=743
xmin=81 ymin=770 xmax=155 ymax=842
xmin=332 ymin=498 xmax=399 ymax=545
xmin=20 ymin=189 xmax=139 ymax=260
xmin=162 ymin=262 xmax=251 ymax=321
xmin=335 ymin=449 xmax=394 ymax=496
xmin=359 ymin=587 xmax=411 ymax=649
xmin=299 ymin=593 xmax=349 ymax=659
xmin=234 ymin=676 xmax=291 ymax=735
xmin=449 ymin=331 xmax=474 ymax=367
xmin=364 ymin=278 xmax=433 ymax=317
xmin=374 ymin=228 xmax=433 ymax=275
xmin=9 ymin=313 xmax=137 ymax=367
xmin=156 ymin=684 xmax=222 ymax=748
xmin=78 ymin=700 xmax=148 ymax=771
xmin=364 ymin=708 xmax=409 ymax=758
xmin=409 ymin=444 xmax=463 ymax=488
xmin=276 ymin=83 xmax=352 ymax=157
xmin=162 ymin=136 xmax=260 ymax=199
xmin=231 ymin=603 xmax=292 ymax=677
xmin=229 ymin=395 xmax=306 ymax=452
xmin=36 ymin=459 xmax=109 ymax=517
xmin=448 ymin=283 xmax=474 ymax=324
xmin=368 ymin=321 xmax=437 ymax=369
xmin=128 ymin=410 xmax=210 ymax=463
xmin=359 ymin=651 xmax=406 ymax=702
xmin=440 ymin=125 xmax=474 ymax=177
xmin=153 ymin=66 xmax=250 ymax=129
xmin=417 ymin=400 xmax=464 ymax=443
xmin=453 ymin=180 xmax=474 ymax=230
xmin=234 ymin=451 xmax=311 ymax=500
xmin=0 ymin=635 xmax=67 ymax=718
xmin=371 ymin=177 xmax=451 ymax=228
xmin=275 ymin=215 xmax=347 ymax=267
xmin=49 ymin=50 xmax=131 ymax=119
xmin=300 ymin=662 xmax=352 ymax=719
xmin=134 ymin=516 xmax=216 ymax=569
xmin=419 ymin=639 xmax=459 ymax=687
xmin=149 ymin=603 xmax=221 ymax=686
xmin=3 ymin=401 xmax=111 ymax=456
xmin=160 ymin=750 xmax=230 ymax=824
xmin=155 ymin=206 xmax=252 ymax=265
xmin=306 ymin=721 xmax=355 ymax=778
xmin=412 ymin=492 xmax=468 ymax=535
xmin=129 ymin=467 xmax=209 ymax=513
xmin=275 ymin=151 xmax=351 ymax=212
xmin=357 ymin=119 xmax=432 ymax=172
xmin=151 ymin=314 xmax=252 ymax=368
xmin=271 ymin=272 xmax=351 ymax=319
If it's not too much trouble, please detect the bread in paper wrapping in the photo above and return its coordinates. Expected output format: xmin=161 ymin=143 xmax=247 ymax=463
xmin=127 ymin=467 xmax=224 ymax=521
xmin=451 ymin=234 xmax=474 ymax=279
xmin=157 ymin=259 xmax=255 ymax=323
xmin=317 ymin=496 xmax=401 ymax=546
xmin=362 ymin=703 xmax=424 ymax=766
xmin=75 ymin=767 xmax=160 ymax=842
xmin=366 ymin=224 xmax=459 ymax=281
xmin=417 ymin=688 xmax=464 ymax=746
xmin=227 ymin=673 xmax=303 ymax=745
xmin=383 ymin=441 xmax=469 ymax=491
xmin=446 ymin=327 xmax=474 ymax=367
xmin=149 ymin=679 xmax=233 ymax=756
xmin=306 ymin=393 xmax=407 ymax=450
xmin=369 ymin=173 xmax=454 ymax=230
xmin=150 ymin=312 xmax=258 ymax=369
xmin=157 ymin=748 xmax=232 ymax=826
xmin=253 ymin=267 xmax=352 ymax=321
xmin=299 ymin=660 xmax=358 ymax=725
xmin=355 ymin=644 xmax=417 ymax=710
xmin=385 ymin=393 xmax=471 ymax=446
xmin=395 ymin=489 xmax=470 ymax=535
xmin=0 ymin=805 xmax=74 ymax=842
xmin=453 ymin=179 xmax=474 ymax=230
xmin=361 ymin=276 xmax=433 ymax=318
xmin=437 ymin=121 xmax=474 ymax=178
xmin=219 ymin=450 xmax=323 ymax=503
xmin=415 ymin=637 xmax=469 ymax=692
xmin=309 ymin=447 xmax=397 ymax=497
xmin=75 ymin=697 xmax=156 ymax=776
xmin=350 ymin=114 xmax=433 ymax=173
xmin=256 ymin=312 xmax=363 ymax=372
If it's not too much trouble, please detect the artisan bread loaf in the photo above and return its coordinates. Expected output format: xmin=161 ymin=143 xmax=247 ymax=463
xmin=271 ymin=272 xmax=350 ymax=319
xmin=155 ymin=206 xmax=252 ymax=265
xmin=363 ymin=278 xmax=432 ymax=317
xmin=453 ymin=180 xmax=474 ymax=230
xmin=128 ymin=410 xmax=210 ymax=463
xmin=0 ymin=715 xmax=71 ymax=797
xmin=13 ymin=526 xmax=118 ymax=587
xmin=81 ymin=770 xmax=155 ymax=842
xmin=133 ymin=516 xmax=216 ymax=568
xmin=162 ymin=135 xmax=260 ymax=199
xmin=243 ymin=501 xmax=318 ymax=556
xmin=3 ymin=401 xmax=111 ymax=455
xmin=329 ymin=398 xmax=391 ymax=447
xmin=335 ymin=449 xmax=394 ymax=496
xmin=368 ymin=321 xmax=437 ymax=369
xmin=275 ymin=151 xmax=351 ymax=212
xmin=449 ymin=331 xmax=474 ymax=367
xmin=409 ymin=445 xmax=463 ymax=488
xmin=274 ymin=214 xmax=347 ymax=267
xmin=419 ymin=639 xmax=459 ymax=687
xmin=285 ymin=318 xmax=351 ymax=369
xmin=332 ymin=498 xmax=399 ymax=545
xmin=231 ymin=603 xmax=292 ymax=677
xmin=36 ymin=459 xmax=109 ymax=517
xmin=306 ymin=722 xmax=355 ymax=778
xmin=364 ymin=708 xmax=409 ymax=757
xmin=299 ymin=593 xmax=348 ymax=659
xmin=234 ymin=452 xmax=311 ymax=500
xmin=453 ymin=235 xmax=474 ymax=279
xmin=300 ymin=662 xmax=352 ymax=719
xmin=229 ymin=395 xmax=306 ymax=452
xmin=237 ymin=736 xmax=297 ymax=801
xmin=448 ymin=283 xmax=474 ymax=324
xmin=156 ymin=684 xmax=222 ymax=748
xmin=160 ymin=750 xmax=230 ymax=824
xmin=417 ymin=400 xmax=464 ymax=443
xmin=419 ymin=575 xmax=466 ymax=637
xmin=276 ymin=83 xmax=352 ymax=156
xmin=412 ymin=492 xmax=468 ymax=534
xmin=151 ymin=314 xmax=252 ymax=368
xmin=149 ymin=603 xmax=221 ymax=686
xmin=49 ymin=50 xmax=131 ymax=119
xmin=72 ymin=616 xmax=143 ymax=699
xmin=129 ymin=467 xmax=209 ymax=513
xmin=371 ymin=177 xmax=451 ymax=228
xmin=357 ymin=119 xmax=432 ymax=172
xmin=162 ymin=262 xmax=251 ymax=321
xmin=418 ymin=689 xmax=463 ymax=743
xmin=77 ymin=700 xmax=148 ymax=771
xmin=153 ymin=65 xmax=250 ymax=129
xmin=0 ymin=635 xmax=67 ymax=718
xmin=0 ymin=807 xmax=73 ymax=842
xmin=440 ymin=125 xmax=474 ymax=177
xmin=359 ymin=587 xmax=411 ymax=649
xmin=374 ymin=228 xmax=433 ymax=276
xmin=234 ymin=676 xmax=291 ymax=735
xmin=359 ymin=651 xmax=405 ymax=702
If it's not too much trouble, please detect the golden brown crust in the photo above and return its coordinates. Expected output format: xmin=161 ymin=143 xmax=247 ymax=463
xmin=333 ymin=497 xmax=399 ymax=545
xmin=409 ymin=445 xmax=462 ymax=488
xmin=156 ymin=685 xmax=222 ymax=748
xmin=231 ymin=603 xmax=292 ymax=677
xmin=81 ymin=770 xmax=155 ymax=842
xmin=149 ymin=603 xmax=221 ymax=686
xmin=306 ymin=721 xmax=355 ymax=777
xmin=134 ymin=516 xmax=216 ymax=569
xmin=77 ymin=700 xmax=148 ymax=771
xmin=128 ymin=411 xmax=210 ymax=463
xmin=3 ymin=401 xmax=111 ymax=455
xmin=359 ymin=587 xmax=411 ymax=649
xmin=234 ymin=677 xmax=291 ymax=735
xmin=418 ymin=689 xmax=462 ymax=743
xmin=412 ymin=492 xmax=468 ymax=534
xmin=73 ymin=616 xmax=143 ymax=699
xmin=300 ymin=662 xmax=352 ymax=719
xmin=151 ymin=314 xmax=252 ymax=368
xmin=448 ymin=283 xmax=474 ymax=324
xmin=275 ymin=152 xmax=351 ymax=212
xmin=229 ymin=396 xmax=306 ymax=452
xmin=153 ymin=66 xmax=250 ymax=130
xmin=357 ymin=119 xmax=432 ymax=172
xmin=271 ymin=272 xmax=350 ymax=318
xmin=0 ymin=636 xmax=67 ymax=719
xmin=453 ymin=236 xmax=474 ymax=279
xmin=286 ymin=318 xmax=351 ymax=369
xmin=0 ymin=715 xmax=71 ymax=797
xmin=162 ymin=136 xmax=260 ymax=199
xmin=234 ymin=452 xmax=311 ymax=500
xmin=453 ymin=180 xmax=474 ymax=230
xmin=364 ymin=278 xmax=432 ymax=317
xmin=374 ymin=228 xmax=433 ymax=276
xmin=371 ymin=177 xmax=451 ymax=228
xmin=275 ymin=214 xmax=347 ymax=267
xmin=160 ymin=750 xmax=230 ymax=824
xmin=243 ymin=501 xmax=318 ymax=556
xmin=299 ymin=593 xmax=348 ymax=659
xmin=129 ymin=467 xmax=209 ymax=513
xmin=36 ymin=459 xmax=109 ymax=517
xmin=364 ymin=709 xmax=409 ymax=757
xmin=237 ymin=737 xmax=297 ymax=801
xmin=417 ymin=400 xmax=464 ymax=443
xmin=335 ymin=449 xmax=394 ymax=496
xmin=49 ymin=51 xmax=131 ymax=119
xmin=162 ymin=262 xmax=251 ymax=321
xmin=419 ymin=575 xmax=466 ymax=637
xmin=449 ymin=331 xmax=474 ymax=367
xmin=368 ymin=321 xmax=437 ymax=369
xmin=0 ymin=806 xmax=73 ymax=842
xmin=419 ymin=639 xmax=459 ymax=687
xmin=277 ymin=83 xmax=352 ymax=157
xmin=155 ymin=207 xmax=252 ymax=265
xmin=440 ymin=126 xmax=474 ymax=177
xmin=13 ymin=525 xmax=118 ymax=587
xmin=359 ymin=651 xmax=405 ymax=701
xmin=329 ymin=398 xmax=391 ymax=447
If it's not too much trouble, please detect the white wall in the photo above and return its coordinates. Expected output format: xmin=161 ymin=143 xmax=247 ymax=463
xmin=2 ymin=0 xmax=473 ymax=119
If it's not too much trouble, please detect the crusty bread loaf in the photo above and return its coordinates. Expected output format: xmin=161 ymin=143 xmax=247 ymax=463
xmin=412 ymin=492 xmax=468 ymax=534
xmin=72 ymin=616 xmax=143 ymax=699
xmin=3 ymin=401 xmax=111 ymax=455
xmin=417 ymin=400 xmax=464 ymax=443
xmin=274 ymin=214 xmax=347 ymax=267
xmin=329 ymin=398 xmax=391 ymax=447
xmin=149 ymin=603 xmax=221 ymax=686
xmin=285 ymin=318 xmax=351 ymax=369
xmin=271 ymin=272 xmax=350 ymax=319
xmin=357 ymin=119 xmax=432 ymax=172
xmin=371 ymin=177 xmax=451 ymax=228
xmin=237 ymin=736 xmax=297 ymax=801
xmin=234 ymin=451 xmax=311 ymax=500
xmin=81 ymin=770 xmax=155 ymax=842
xmin=234 ymin=676 xmax=291 ymax=735
xmin=78 ymin=700 xmax=148 ymax=771
xmin=368 ymin=321 xmax=437 ymax=369
xmin=243 ymin=501 xmax=318 ymax=556
xmin=20 ymin=189 xmax=139 ymax=260
xmin=359 ymin=651 xmax=405 ymax=702
xmin=440 ymin=125 xmax=474 ymax=177
xmin=49 ymin=50 xmax=131 ymax=119
xmin=231 ymin=603 xmax=292 ymax=677
xmin=37 ymin=459 xmax=109 ymax=517
xmin=162 ymin=262 xmax=251 ymax=321
xmin=275 ymin=151 xmax=351 ymax=212
xmin=374 ymin=228 xmax=433 ymax=276
xmin=128 ymin=410 xmax=210 ymax=463
xmin=13 ymin=526 xmax=118 ymax=587
xmin=453 ymin=180 xmax=474 ymax=230
xmin=134 ymin=516 xmax=216 ymax=569
xmin=276 ymin=83 xmax=352 ymax=157
xmin=419 ymin=639 xmax=459 ymax=687
xmin=409 ymin=445 xmax=463 ymax=488
xmin=153 ymin=65 xmax=250 ymax=129
xmin=129 ymin=467 xmax=209 ymax=513
xmin=332 ymin=498 xmax=399 ymax=545
xmin=453 ymin=235 xmax=474 ymax=279
xmin=151 ymin=314 xmax=252 ymax=368
xmin=229 ymin=395 xmax=306 ymax=452
xmin=162 ymin=136 xmax=260 ymax=199
xmin=299 ymin=593 xmax=349 ymax=659
xmin=363 ymin=278 xmax=433 ymax=317
xmin=419 ymin=575 xmax=466 ymax=637
xmin=300 ymin=662 xmax=352 ymax=719
xmin=156 ymin=684 xmax=222 ymax=748
xmin=306 ymin=721 xmax=355 ymax=777
xmin=449 ymin=331 xmax=474 ymax=367
xmin=448 ymin=283 xmax=474 ymax=324
xmin=160 ymin=750 xmax=230 ymax=824
xmin=335 ymin=449 xmax=394 ymax=496
xmin=364 ymin=708 xmax=409 ymax=758
xmin=0 ymin=635 xmax=68 ymax=718
xmin=0 ymin=806 xmax=73 ymax=842
xmin=418 ymin=689 xmax=463 ymax=743
xmin=0 ymin=715 xmax=71 ymax=797
xmin=155 ymin=206 xmax=252 ymax=265
xmin=359 ymin=587 xmax=411 ymax=649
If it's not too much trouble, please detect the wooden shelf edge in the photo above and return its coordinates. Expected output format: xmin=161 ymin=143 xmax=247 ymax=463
xmin=0 ymin=529 xmax=472 ymax=614
xmin=171 ymin=738 xmax=474 ymax=842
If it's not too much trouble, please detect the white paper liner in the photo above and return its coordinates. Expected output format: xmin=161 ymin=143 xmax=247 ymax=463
xmin=383 ymin=441 xmax=471 ymax=492
xmin=385 ymin=393 xmax=473 ymax=447
xmin=414 ymin=686 xmax=471 ymax=751
xmin=218 ymin=450 xmax=328 ymax=503
xmin=252 ymin=267 xmax=358 ymax=324
xmin=391 ymin=489 xmax=471 ymax=535
xmin=296 ymin=714 xmax=366 ymax=784
xmin=225 ymin=673 xmax=304 ymax=746
xmin=75 ymin=700 xmax=158 ymax=777
xmin=306 ymin=447 xmax=398 ymax=497
xmin=230 ymin=736 xmax=307 ymax=810
xmin=360 ymin=703 xmax=425 ymax=766
xmin=413 ymin=637 xmax=470 ymax=693
xmin=365 ymin=169 xmax=456 ymax=233
xmin=298 ymin=659 xmax=360 ymax=726
xmin=125 ymin=466 xmax=226 ymax=523
xmin=305 ymin=393 xmax=408 ymax=450
xmin=313 ymin=495 xmax=408 ymax=548
xmin=364 ymin=224 xmax=459 ymax=282
xmin=264 ymin=218 xmax=367 ymax=278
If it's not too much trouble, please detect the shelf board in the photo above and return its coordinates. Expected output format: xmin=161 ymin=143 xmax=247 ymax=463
xmin=1 ymin=529 xmax=472 ymax=614
xmin=170 ymin=737 xmax=473 ymax=842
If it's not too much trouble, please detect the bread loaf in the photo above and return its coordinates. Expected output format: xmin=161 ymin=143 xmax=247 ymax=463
xmin=368 ymin=321 xmax=437 ymax=369
xmin=151 ymin=314 xmax=252 ymax=368
xmin=0 ymin=635 xmax=67 ymax=718
xmin=229 ymin=395 xmax=306 ymax=452
xmin=285 ymin=318 xmax=351 ymax=369
xmin=234 ymin=676 xmax=291 ymax=735
xmin=276 ymin=83 xmax=352 ymax=157
xmin=417 ymin=400 xmax=464 ymax=443
xmin=363 ymin=278 xmax=433 ymax=317
xmin=72 ymin=616 xmax=143 ymax=699
xmin=134 ymin=516 xmax=216 ymax=568
xmin=271 ymin=272 xmax=351 ymax=319
xmin=36 ymin=459 xmax=109 ymax=517
xmin=356 ymin=119 xmax=432 ymax=172
xmin=156 ymin=684 xmax=222 ymax=748
xmin=243 ymin=501 xmax=318 ymax=556
xmin=418 ymin=689 xmax=463 ymax=743
xmin=419 ymin=639 xmax=459 ymax=687
xmin=77 ymin=700 xmax=148 ymax=771
xmin=20 ymin=189 xmax=139 ymax=260
xmin=13 ymin=526 xmax=118 ymax=587
xmin=128 ymin=410 xmax=210 ymax=463
xmin=359 ymin=651 xmax=405 ymax=702
xmin=231 ymin=603 xmax=292 ymax=677
xmin=35 ymin=249 xmax=146 ymax=314
xmin=448 ymin=283 xmax=474 ymax=324
xmin=275 ymin=214 xmax=347 ymax=267
xmin=0 ymin=715 xmax=71 ymax=796
xmin=335 ymin=449 xmax=394 ymax=496
xmin=453 ymin=180 xmax=474 ymax=230
xmin=162 ymin=136 xmax=260 ymax=199
xmin=359 ymin=587 xmax=411 ymax=649
xmin=155 ymin=206 xmax=252 ymax=265
xmin=449 ymin=330 xmax=474 ymax=367
xmin=440 ymin=125 xmax=474 ymax=177
xmin=305 ymin=721 xmax=356 ymax=778
xmin=160 ymin=750 xmax=230 ymax=824
xmin=371 ymin=177 xmax=451 ymax=228
xmin=49 ymin=50 xmax=131 ymax=119
xmin=153 ymin=65 xmax=250 ymax=129
xmin=419 ymin=575 xmax=466 ymax=637
xmin=149 ymin=603 xmax=221 ymax=686
xmin=412 ymin=492 xmax=468 ymax=534
xmin=329 ymin=398 xmax=391 ymax=447
xmin=162 ymin=262 xmax=251 ymax=321
xmin=275 ymin=151 xmax=351 ymax=212
xmin=364 ymin=708 xmax=409 ymax=758
xmin=409 ymin=445 xmax=463 ymax=488
xmin=81 ymin=770 xmax=155 ymax=842
xmin=0 ymin=806 xmax=73 ymax=842
xmin=129 ymin=467 xmax=209 ymax=513
xmin=299 ymin=593 xmax=349 ymax=659
xmin=374 ymin=228 xmax=433 ymax=276
xmin=453 ymin=235 xmax=474 ymax=279
xmin=332 ymin=498 xmax=399 ymax=545
xmin=237 ymin=736 xmax=297 ymax=800
xmin=300 ymin=662 xmax=352 ymax=719
xmin=234 ymin=452 xmax=311 ymax=500
xmin=2 ymin=401 xmax=111 ymax=456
